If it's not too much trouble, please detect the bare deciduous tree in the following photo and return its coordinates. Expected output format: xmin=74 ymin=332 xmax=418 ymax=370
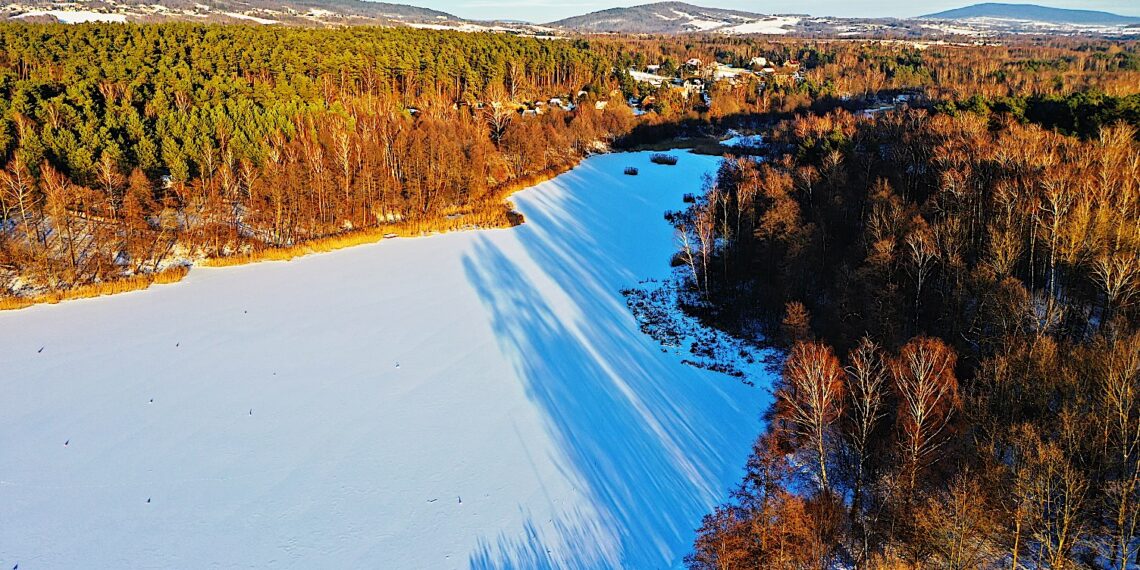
xmin=778 ymin=341 xmax=845 ymax=493
xmin=893 ymin=336 xmax=959 ymax=494
xmin=843 ymin=337 xmax=887 ymax=562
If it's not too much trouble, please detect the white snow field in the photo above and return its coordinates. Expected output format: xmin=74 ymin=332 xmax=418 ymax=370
xmin=0 ymin=151 xmax=770 ymax=569
xmin=9 ymin=10 xmax=128 ymax=23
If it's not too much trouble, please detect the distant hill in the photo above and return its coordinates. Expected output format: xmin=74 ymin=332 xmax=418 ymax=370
xmin=4 ymin=0 xmax=1135 ymax=37
xmin=922 ymin=3 xmax=1140 ymax=25
xmin=547 ymin=2 xmax=802 ymax=34
xmin=2 ymin=0 xmax=467 ymax=26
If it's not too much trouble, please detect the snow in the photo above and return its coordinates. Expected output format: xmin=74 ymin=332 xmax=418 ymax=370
xmin=860 ymin=104 xmax=896 ymax=117
xmin=920 ymin=22 xmax=984 ymax=36
xmin=713 ymin=63 xmax=751 ymax=80
xmin=222 ymin=11 xmax=278 ymax=24
xmin=919 ymin=17 xmax=1137 ymax=36
xmin=408 ymin=22 xmax=467 ymax=30
xmin=10 ymin=9 xmax=127 ymax=23
xmin=684 ymin=18 xmax=726 ymax=31
xmin=722 ymin=132 xmax=764 ymax=148
xmin=720 ymin=16 xmax=800 ymax=35
xmin=407 ymin=22 xmax=516 ymax=33
xmin=629 ymin=69 xmax=670 ymax=85
xmin=0 ymin=151 xmax=770 ymax=568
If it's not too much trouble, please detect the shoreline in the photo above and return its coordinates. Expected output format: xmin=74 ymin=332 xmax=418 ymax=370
xmin=0 ymin=159 xmax=583 ymax=312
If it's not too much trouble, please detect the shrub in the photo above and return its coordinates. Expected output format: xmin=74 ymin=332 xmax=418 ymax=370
xmin=650 ymin=153 xmax=679 ymax=165
xmin=624 ymin=166 xmax=640 ymax=175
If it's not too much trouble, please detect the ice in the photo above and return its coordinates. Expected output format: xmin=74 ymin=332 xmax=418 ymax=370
xmin=0 ymin=151 xmax=771 ymax=568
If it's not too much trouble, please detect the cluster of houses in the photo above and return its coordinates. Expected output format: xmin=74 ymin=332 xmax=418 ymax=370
xmin=506 ymin=90 xmax=624 ymax=118
xmin=625 ymin=56 xmax=805 ymax=111
xmin=519 ymin=97 xmax=576 ymax=117
xmin=459 ymin=56 xmax=806 ymax=121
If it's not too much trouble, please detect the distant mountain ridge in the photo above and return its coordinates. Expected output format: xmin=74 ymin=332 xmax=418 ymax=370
xmin=2 ymin=0 xmax=1136 ymax=37
xmin=922 ymin=3 xmax=1140 ymax=25
xmin=2 ymin=0 xmax=467 ymax=26
xmin=546 ymin=2 xmax=803 ymax=34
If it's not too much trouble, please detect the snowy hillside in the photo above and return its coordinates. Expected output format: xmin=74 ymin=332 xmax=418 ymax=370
xmin=1 ymin=0 xmax=466 ymax=27
xmin=919 ymin=3 xmax=1140 ymax=36
xmin=0 ymin=151 xmax=770 ymax=568
xmin=548 ymin=2 xmax=802 ymax=34
xmin=923 ymin=3 xmax=1140 ymax=26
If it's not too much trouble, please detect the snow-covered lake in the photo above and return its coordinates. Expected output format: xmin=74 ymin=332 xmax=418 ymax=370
xmin=0 ymin=151 xmax=770 ymax=569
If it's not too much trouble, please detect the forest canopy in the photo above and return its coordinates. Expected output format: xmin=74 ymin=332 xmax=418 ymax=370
xmin=679 ymin=108 xmax=1140 ymax=569
xmin=0 ymin=23 xmax=631 ymax=299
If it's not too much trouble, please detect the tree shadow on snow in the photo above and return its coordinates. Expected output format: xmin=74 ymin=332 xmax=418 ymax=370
xmin=461 ymin=156 xmax=771 ymax=569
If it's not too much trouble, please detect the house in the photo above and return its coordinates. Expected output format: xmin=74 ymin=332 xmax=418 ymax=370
xmin=548 ymin=97 xmax=574 ymax=111
xmin=594 ymin=100 xmax=609 ymax=110
xmin=750 ymin=56 xmax=768 ymax=67
xmin=646 ymin=64 xmax=661 ymax=72
xmin=681 ymin=78 xmax=704 ymax=98
xmin=685 ymin=58 xmax=702 ymax=68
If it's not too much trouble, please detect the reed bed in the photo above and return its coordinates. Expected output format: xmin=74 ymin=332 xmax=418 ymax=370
xmin=0 ymin=265 xmax=189 ymax=311
xmin=201 ymin=162 xmax=570 ymax=267
xmin=3 ymin=161 xmax=578 ymax=309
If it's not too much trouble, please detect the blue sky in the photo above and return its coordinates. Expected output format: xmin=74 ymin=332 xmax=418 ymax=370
xmin=426 ymin=0 xmax=1139 ymax=23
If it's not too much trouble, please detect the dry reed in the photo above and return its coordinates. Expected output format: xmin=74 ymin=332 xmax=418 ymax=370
xmin=2 ymin=160 xmax=577 ymax=308
xmin=0 ymin=265 xmax=190 ymax=311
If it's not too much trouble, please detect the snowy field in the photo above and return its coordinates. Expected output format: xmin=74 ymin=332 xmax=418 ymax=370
xmin=8 ymin=10 xmax=128 ymax=23
xmin=0 ymin=151 xmax=770 ymax=569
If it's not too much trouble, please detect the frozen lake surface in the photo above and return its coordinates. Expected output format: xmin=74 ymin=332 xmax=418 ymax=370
xmin=0 ymin=151 xmax=769 ymax=569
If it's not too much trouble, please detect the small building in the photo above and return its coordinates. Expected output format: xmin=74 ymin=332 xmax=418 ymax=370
xmin=594 ymin=100 xmax=609 ymax=110
xmin=685 ymin=58 xmax=702 ymax=68
xmin=749 ymin=56 xmax=768 ymax=67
